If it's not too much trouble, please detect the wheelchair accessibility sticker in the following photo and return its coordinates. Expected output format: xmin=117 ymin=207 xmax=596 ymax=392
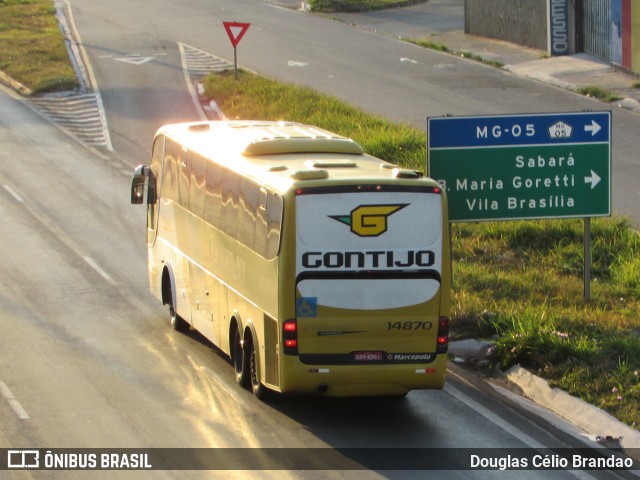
xmin=297 ymin=297 xmax=318 ymax=318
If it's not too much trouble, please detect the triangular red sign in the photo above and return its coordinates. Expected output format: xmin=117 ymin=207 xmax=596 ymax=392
xmin=223 ymin=21 xmax=251 ymax=48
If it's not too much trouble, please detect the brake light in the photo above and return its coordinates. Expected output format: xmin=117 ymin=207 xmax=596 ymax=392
xmin=436 ymin=317 xmax=449 ymax=354
xmin=283 ymin=319 xmax=298 ymax=355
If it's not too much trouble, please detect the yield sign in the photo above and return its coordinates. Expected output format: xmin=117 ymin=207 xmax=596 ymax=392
xmin=223 ymin=21 xmax=251 ymax=48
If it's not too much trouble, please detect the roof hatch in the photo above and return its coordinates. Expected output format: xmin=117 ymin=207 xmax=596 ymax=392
xmin=306 ymin=159 xmax=358 ymax=169
xmin=241 ymin=124 xmax=364 ymax=156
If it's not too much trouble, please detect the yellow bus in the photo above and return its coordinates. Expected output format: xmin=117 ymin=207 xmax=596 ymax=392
xmin=131 ymin=120 xmax=450 ymax=398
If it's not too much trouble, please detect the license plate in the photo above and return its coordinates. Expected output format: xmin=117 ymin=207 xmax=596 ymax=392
xmin=354 ymin=351 xmax=383 ymax=362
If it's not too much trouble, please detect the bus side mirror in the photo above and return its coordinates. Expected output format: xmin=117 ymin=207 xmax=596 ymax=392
xmin=131 ymin=165 xmax=150 ymax=204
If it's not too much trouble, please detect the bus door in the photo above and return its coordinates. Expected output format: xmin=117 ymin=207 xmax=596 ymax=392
xmin=171 ymin=143 xmax=192 ymax=324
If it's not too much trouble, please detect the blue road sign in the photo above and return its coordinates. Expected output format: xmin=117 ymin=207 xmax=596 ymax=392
xmin=428 ymin=112 xmax=612 ymax=222
xmin=428 ymin=112 xmax=611 ymax=149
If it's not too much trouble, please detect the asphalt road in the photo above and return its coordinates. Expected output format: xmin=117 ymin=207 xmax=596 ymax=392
xmin=0 ymin=0 xmax=638 ymax=477
xmin=1 ymin=87 xmax=622 ymax=480
xmin=67 ymin=0 xmax=639 ymax=225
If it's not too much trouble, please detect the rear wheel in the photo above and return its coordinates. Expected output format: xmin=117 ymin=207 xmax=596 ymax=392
xmin=233 ymin=327 xmax=249 ymax=387
xmin=248 ymin=337 xmax=266 ymax=399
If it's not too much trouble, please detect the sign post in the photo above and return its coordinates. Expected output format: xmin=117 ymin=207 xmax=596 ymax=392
xmin=222 ymin=21 xmax=251 ymax=79
xmin=428 ymin=111 xmax=612 ymax=299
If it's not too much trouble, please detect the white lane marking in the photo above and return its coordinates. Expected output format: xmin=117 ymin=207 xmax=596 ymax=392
xmin=445 ymin=384 xmax=598 ymax=480
xmin=0 ymin=174 xmax=120 ymax=289
xmin=445 ymin=384 xmax=546 ymax=448
xmin=288 ymin=60 xmax=309 ymax=67
xmin=0 ymin=382 xmax=31 ymax=420
xmin=3 ymin=185 xmax=24 ymax=203
xmin=59 ymin=0 xmax=113 ymax=152
xmin=114 ymin=56 xmax=155 ymax=65
xmin=400 ymin=57 xmax=418 ymax=64
xmin=83 ymin=256 xmax=117 ymax=285
xmin=178 ymin=42 xmax=208 ymax=121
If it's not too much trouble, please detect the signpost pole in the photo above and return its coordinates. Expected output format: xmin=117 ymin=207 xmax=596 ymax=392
xmin=233 ymin=47 xmax=238 ymax=79
xmin=584 ymin=217 xmax=591 ymax=301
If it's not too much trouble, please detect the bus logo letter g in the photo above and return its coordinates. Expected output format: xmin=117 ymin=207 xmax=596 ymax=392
xmin=330 ymin=204 xmax=408 ymax=237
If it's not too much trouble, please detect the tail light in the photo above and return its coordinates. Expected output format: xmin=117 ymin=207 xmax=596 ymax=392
xmin=436 ymin=317 xmax=449 ymax=354
xmin=283 ymin=319 xmax=298 ymax=355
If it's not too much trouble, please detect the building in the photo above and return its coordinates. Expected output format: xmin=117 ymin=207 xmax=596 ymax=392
xmin=465 ymin=0 xmax=640 ymax=74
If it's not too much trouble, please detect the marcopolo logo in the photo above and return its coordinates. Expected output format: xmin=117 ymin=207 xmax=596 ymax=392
xmin=329 ymin=204 xmax=408 ymax=237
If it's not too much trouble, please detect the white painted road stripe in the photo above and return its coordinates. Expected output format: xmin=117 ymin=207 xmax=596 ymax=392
xmin=0 ymin=382 xmax=30 ymax=420
xmin=445 ymin=383 xmax=597 ymax=480
xmin=83 ymin=256 xmax=117 ymax=285
xmin=3 ymin=184 xmax=24 ymax=203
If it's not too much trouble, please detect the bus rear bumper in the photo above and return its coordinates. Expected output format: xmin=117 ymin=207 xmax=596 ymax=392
xmin=277 ymin=355 xmax=448 ymax=397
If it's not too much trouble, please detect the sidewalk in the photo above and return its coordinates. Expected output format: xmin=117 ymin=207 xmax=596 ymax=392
xmin=430 ymin=30 xmax=640 ymax=113
xmin=273 ymin=0 xmax=640 ymax=113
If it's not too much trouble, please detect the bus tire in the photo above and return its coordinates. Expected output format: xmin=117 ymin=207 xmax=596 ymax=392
xmin=248 ymin=335 xmax=266 ymax=399
xmin=169 ymin=304 xmax=189 ymax=332
xmin=232 ymin=326 xmax=249 ymax=387
xmin=162 ymin=267 xmax=188 ymax=332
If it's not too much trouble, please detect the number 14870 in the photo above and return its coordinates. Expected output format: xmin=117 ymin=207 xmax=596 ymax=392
xmin=387 ymin=321 xmax=432 ymax=331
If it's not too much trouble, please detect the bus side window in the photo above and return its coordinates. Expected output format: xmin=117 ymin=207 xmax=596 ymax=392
xmin=266 ymin=193 xmax=283 ymax=259
xmin=204 ymin=161 xmax=222 ymax=226
xmin=220 ymin=169 xmax=239 ymax=238
xmin=190 ymin=153 xmax=206 ymax=218
xmin=254 ymin=187 xmax=268 ymax=258
xmin=238 ymin=178 xmax=258 ymax=253
xmin=177 ymin=146 xmax=190 ymax=210
xmin=148 ymin=140 xmax=161 ymax=204
xmin=162 ymin=139 xmax=177 ymax=203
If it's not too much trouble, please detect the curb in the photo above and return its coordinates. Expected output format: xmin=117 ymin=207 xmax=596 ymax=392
xmin=449 ymin=340 xmax=640 ymax=451
xmin=506 ymin=366 xmax=640 ymax=450
xmin=0 ymin=71 xmax=32 ymax=97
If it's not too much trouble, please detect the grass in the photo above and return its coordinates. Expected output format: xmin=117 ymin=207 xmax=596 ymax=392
xmin=577 ymin=86 xmax=623 ymax=103
xmin=409 ymin=38 xmax=449 ymax=53
xmin=203 ymin=70 xmax=426 ymax=171
xmin=309 ymin=0 xmax=419 ymax=12
xmin=203 ymin=71 xmax=640 ymax=429
xmin=408 ymin=38 xmax=505 ymax=68
xmin=453 ymin=219 xmax=640 ymax=428
xmin=0 ymin=0 xmax=78 ymax=93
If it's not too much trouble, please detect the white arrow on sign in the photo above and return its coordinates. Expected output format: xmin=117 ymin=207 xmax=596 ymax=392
xmin=584 ymin=170 xmax=601 ymax=189
xmin=584 ymin=120 xmax=601 ymax=136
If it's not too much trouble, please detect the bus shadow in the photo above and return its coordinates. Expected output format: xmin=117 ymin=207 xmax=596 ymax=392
xmin=261 ymin=392 xmax=461 ymax=475
xmin=175 ymin=325 xmax=458 ymax=476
